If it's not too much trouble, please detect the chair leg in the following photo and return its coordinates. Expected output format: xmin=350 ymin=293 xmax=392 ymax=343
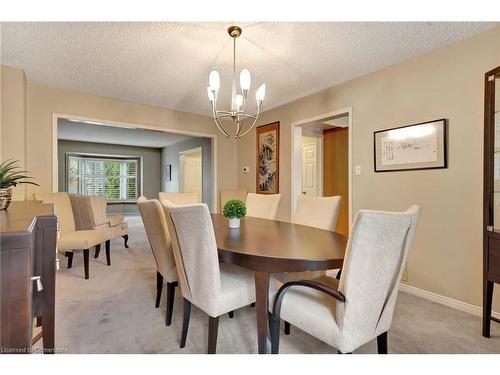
xmin=208 ymin=316 xmax=219 ymax=354
xmin=284 ymin=321 xmax=291 ymax=335
xmin=180 ymin=298 xmax=191 ymax=348
xmin=269 ymin=313 xmax=280 ymax=354
xmin=483 ymin=280 xmax=494 ymax=337
xmin=155 ymin=272 xmax=163 ymax=308
xmin=228 ymin=311 xmax=234 ymax=319
xmin=165 ymin=282 xmax=176 ymax=326
xmin=83 ymin=249 xmax=90 ymax=279
xmin=122 ymin=234 xmax=129 ymax=248
xmin=66 ymin=251 xmax=74 ymax=269
xmin=105 ymin=240 xmax=111 ymax=266
xmin=94 ymin=244 xmax=101 ymax=259
xmin=377 ymin=331 xmax=388 ymax=354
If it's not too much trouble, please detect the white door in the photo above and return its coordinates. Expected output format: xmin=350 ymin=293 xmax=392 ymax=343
xmin=302 ymin=143 xmax=318 ymax=196
xmin=179 ymin=148 xmax=203 ymax=202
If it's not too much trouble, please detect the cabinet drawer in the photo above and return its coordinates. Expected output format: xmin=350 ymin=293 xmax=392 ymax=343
xmin=488 ymin=236 xmax=500 ymax=258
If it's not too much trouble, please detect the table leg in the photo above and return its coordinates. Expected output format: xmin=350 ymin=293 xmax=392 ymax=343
xmin=254 ymin=271 xmax=271 ymax=354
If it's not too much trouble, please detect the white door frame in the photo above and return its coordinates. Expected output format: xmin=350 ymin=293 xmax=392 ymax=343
xmin=290 ymin=107 xmax=353 ymax=226
xmin=51 ymin=113 xmax=219 ymax=212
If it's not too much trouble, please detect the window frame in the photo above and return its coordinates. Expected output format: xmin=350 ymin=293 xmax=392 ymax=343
xmin=65 ymin=152 xmax=141 ymax=203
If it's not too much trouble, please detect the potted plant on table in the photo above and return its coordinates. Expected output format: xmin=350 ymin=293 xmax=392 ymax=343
xmin=0 ymin=159 xmax=39 ymax=210
xmin=223 ymin=199 xmax=246 ymax=229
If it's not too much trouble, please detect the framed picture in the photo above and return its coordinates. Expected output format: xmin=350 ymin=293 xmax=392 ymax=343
xmin=256 ymin=121 xmax=280 ymax=194
xmin=374 ymin=118 xmax=447 ymax=172
xmin=165 ymin=164 xmax=172 ymax=181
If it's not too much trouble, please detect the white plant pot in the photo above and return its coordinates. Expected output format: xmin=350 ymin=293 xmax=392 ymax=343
xmin=228 ymin=217 xmax=241 ymax=229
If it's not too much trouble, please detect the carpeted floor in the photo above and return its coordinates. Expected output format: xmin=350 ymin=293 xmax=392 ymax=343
xmin=42 ymin=216 xmax=500 ymax=354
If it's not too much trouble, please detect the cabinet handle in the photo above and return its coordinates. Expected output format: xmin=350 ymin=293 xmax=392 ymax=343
xmin=30 ymin=276 xmax=43 ymax=292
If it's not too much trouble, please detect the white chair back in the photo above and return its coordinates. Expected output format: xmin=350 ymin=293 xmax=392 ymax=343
xmin=245 ymin=193 xmax=281 ymax=220
xmin=35 ymin=192 xmax=76 ymax=234
xmin=159 ymin=192 xmax=200 ymax=205
xmin=294 ymin=195 xmax=342 ymax=231
xmin=137 ymin=196 xmax=178 ymax=282
xmin=163 ymin=203 xmax=221 ymax=315
xmin=337 ymin=206 xmax=421 ymax=352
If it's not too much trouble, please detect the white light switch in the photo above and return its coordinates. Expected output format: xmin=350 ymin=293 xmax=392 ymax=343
xmin=242 ymin=166 xmax=250 ymax=173
xmin=355 ymin=165 xmax=362 ymax=176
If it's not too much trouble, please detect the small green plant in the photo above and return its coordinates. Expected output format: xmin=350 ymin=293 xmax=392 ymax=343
xmin=0 ymin=159 xmax=39 ymax=189
xmin=223 ymin=199 xmax=246 ymax=219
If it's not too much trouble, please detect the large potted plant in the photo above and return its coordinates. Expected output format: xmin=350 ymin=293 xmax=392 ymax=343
xmin=223 ymin=199 xmax=246 ymax=229
xmin=0 ymin=159 xmax=39 ymax=210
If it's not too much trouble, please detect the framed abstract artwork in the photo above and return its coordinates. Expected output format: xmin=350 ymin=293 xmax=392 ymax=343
xmin=256 ymin=121 xmax=280 ymax=194
xmin=374 ymin=118 xmax=447 ymax=172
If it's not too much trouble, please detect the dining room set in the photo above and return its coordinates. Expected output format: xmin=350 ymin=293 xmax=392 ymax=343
xmin=136 ymin=190 xmax=421 ymax=354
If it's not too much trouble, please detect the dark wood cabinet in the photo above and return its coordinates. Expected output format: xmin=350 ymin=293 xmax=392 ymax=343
xmin=0 ymin=201 xmax=57 ymax=353
xmin=483 ymin=65 xmax=500 ymax=337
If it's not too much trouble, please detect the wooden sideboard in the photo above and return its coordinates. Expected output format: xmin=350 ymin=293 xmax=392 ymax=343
xmin=1 ymin=201 xmax=57 ymax=354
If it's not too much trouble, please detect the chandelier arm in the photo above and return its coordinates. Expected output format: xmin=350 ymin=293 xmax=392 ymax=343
xmin=236 ymin=95 xmax=248 ymax=138
xmin=237 ymin=104 xmax=261 ymax=138
xmin=211 ymin=102 xmax=230 ymax=138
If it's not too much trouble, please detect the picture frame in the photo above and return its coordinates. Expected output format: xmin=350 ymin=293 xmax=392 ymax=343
xmin=165 ymin=164 xmax=172 ymax=181
xmin=256 ymin=121 xmax=280 ymax=194
xmin=374 ymin=118 xmax=447 ymax=172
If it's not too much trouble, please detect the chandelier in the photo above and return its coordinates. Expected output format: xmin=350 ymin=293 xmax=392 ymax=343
xmin=207 ymin=26 xmax=266 ymax=139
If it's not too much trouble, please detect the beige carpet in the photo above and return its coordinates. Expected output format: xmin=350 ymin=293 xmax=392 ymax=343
xmin=42 ymin=216 xmax=500 ymax=354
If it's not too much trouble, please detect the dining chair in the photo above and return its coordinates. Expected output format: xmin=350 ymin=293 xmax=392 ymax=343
xmin=163 ymin=202 xmax=256 ymax=354
xmin=269 ymin=205 xmax=421 ymax=354
xmin=220 ymin=189 xmax=247 ymax=212
xmin=137 ymin=196 xmax=179 ymax=326
xmin=34 ymin=192 xmax=108 ymax=279
xmin=70 ymin=194 xmax=129 ymax=259
xmin=245 ymin=193 xmax=281 ymax=220
xmin=158 ymin=192 xmax=200 ymax=205
xmin=278 ymin=195 xmax=342 ymax=334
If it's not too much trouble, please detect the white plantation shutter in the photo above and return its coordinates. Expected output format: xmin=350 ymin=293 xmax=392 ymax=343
xmin=67 ymin=155 xmax=139 ymax=201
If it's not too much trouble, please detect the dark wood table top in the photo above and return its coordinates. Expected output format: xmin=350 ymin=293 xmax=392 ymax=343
xmin=211 ymin=213 xmax=347 ymax=273
xmin=1 ymin=201 xmax=54 ymax=237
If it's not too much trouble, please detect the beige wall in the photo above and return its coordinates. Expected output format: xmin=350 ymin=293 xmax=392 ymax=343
xmin=1 ymin=65 xmax=28 ymax=200
xmin=237 ymin=27 xmax=500 ymax=310
xmin=0 ymin=67 xmax=237 ymax=211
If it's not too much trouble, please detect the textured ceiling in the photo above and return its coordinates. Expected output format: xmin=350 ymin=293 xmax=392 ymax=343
xmin=58 ymin=119 xmax=194 ymax=148
xmin=1 ymin=22 xmax=497 ymax=116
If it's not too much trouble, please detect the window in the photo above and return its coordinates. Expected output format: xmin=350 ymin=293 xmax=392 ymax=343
xmin=67 ymin=154 xmax=139 ymax=201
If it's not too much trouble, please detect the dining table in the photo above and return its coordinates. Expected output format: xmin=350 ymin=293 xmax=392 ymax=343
xmin=211 ymin=213 xmax=347 ymax=354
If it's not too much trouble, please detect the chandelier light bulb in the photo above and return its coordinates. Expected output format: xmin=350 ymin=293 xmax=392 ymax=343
xmin=235 ymin=94 xmax=243 ymax=109
xmin=240 ymin=69 xmax=251 ymax=91
xmin=208 ymin=70 xmax=220 ymax=92
xmin=207 ymin=86 xmax=214 ymax=102
xmin=256 ymin=84 xmax=266 ymax=103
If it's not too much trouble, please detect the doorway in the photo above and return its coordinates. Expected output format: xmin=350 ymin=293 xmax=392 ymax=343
xmin=291 ymin=108 xmax=352 ymax=235
xmin=179 ymin=147 xmax=203 ymax=203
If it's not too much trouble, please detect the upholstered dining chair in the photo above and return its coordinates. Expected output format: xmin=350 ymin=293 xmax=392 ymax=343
xmin=163 ymin=202 xmax=256 ymax=354
xmin=245 ymin=193 xmax=281 ymax=220
xmin=35 ymin=192 xmax=108 ymax=279
xmin=69 ymin=194 xmax=129 ymax=261
xmin=269 ymin=206 xmax=421 ymax=354
xmin=137 ymin=196 xmax=179 ymax=326
xmin=158 ymin=192 xmax=200 ymax=205
xmin=278 ymin=195 xmax=342 ymax=335
xmin=220 ymin=189 xmax=247 ymax=212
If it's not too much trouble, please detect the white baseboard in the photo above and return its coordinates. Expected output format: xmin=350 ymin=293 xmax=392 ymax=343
xmin=399 ymin=283 xmax=500 ymax=320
